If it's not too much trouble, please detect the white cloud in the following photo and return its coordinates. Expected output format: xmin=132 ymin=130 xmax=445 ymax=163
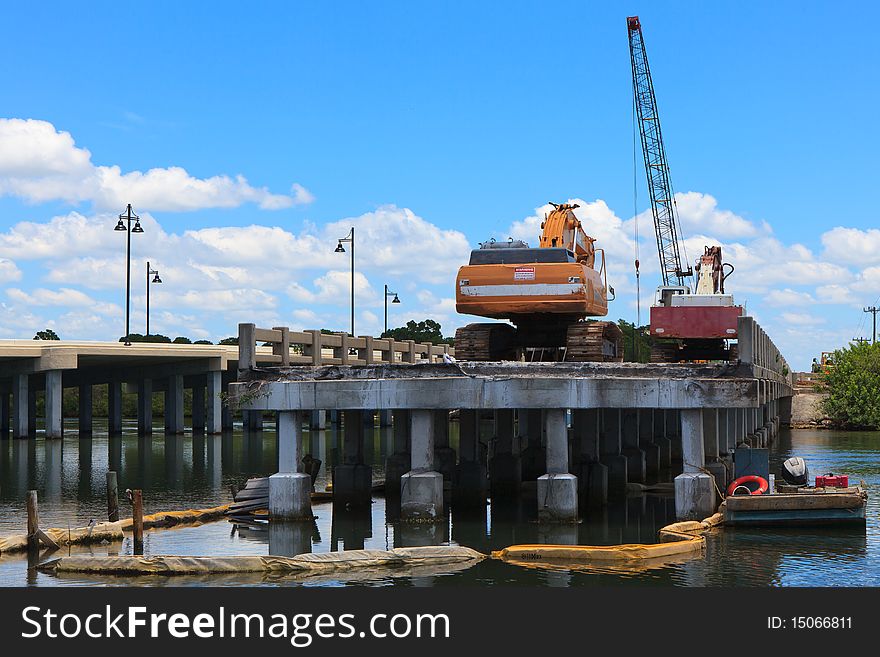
xmin=763 ymin=288 xmax=815 ymax=307
xmin=673 ymin=192 xmax=764 ymax=239
xmin=780 ymin=312 xmax=825 ymax=326
xmin=821 ymin=226 xmax=880 ymax=266
xmin=0 ymin=118 xmax=310 ymax=211
xmin=0 ymin=258 xmax=21 ymax=283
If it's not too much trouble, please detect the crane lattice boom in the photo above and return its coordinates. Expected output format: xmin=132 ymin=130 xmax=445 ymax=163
xmin=627 ymin=15 xmax=692 ymax=288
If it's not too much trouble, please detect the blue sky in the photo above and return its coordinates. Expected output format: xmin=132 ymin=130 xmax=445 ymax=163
xmin=0 ymin=1 xmax=878 ymax=370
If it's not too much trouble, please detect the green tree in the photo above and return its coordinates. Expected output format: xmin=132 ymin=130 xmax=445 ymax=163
xmin=34 ymin=328 xmax=60 ymax=340
xmin=617 ymin=319 xmax=654 ymax=363
xmin=219 ymin=336 xmax=239 ymax=345
xmin=821 ymin=341 xmax=880 ymax=429
xmin=382 ymin=319 xmax=447 ymax=345
xmin=120 ymin=333 xmax=172 ymax=343
xmin=172 ymin=336 xmax=192 ymax=344
xmin=193 ymin=339 xmax=213 ymax=345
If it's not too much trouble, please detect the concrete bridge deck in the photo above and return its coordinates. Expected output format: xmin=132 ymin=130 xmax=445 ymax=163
xmin=230 ymin=316 xmax=795 ymax=525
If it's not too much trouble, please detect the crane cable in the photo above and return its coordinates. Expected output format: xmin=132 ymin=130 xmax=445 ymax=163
xmin=632 ymin=89 xmax=641 ymax=361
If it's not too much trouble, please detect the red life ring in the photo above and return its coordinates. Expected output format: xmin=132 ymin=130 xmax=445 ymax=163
xmin=726 ymin=475 xmax=769 ymax=497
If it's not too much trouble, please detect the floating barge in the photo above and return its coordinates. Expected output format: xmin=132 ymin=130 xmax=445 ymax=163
xmin=721 ymin=486 xmax=867 ymax=526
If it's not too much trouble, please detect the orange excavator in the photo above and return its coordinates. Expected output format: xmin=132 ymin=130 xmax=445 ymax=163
xmin=454 ymin=202 xmax=623 ymax=361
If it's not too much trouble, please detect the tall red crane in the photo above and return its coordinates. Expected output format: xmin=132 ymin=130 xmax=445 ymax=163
xmin=627 ymin=15 xmax=742 ymax=362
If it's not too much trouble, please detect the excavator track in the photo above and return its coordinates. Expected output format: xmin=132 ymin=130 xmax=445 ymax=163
xmin=565 ymin=321 xmax=624 ymax=362
xmin=650 ymin=340 xmax=681 ymax=363
xmin=454 ymin=323 xmax=516 ymax=361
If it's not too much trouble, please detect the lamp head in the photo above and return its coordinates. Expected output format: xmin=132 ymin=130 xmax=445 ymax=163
xmin=131 ymin=219 xmax=144 ymax=233
xmin=114 ymin=219 xmax=126 ymax=231
xmin=334 ymin=242 xmax=345 ymax=253
xmin=392 ymin=294 xmax=400 ymax=304
xmin=152 ymin=273 xmax=162 ymax=284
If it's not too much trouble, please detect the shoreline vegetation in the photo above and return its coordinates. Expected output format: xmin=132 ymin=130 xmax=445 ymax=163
xmin=818 ymin=341 xmax=880 ymax=431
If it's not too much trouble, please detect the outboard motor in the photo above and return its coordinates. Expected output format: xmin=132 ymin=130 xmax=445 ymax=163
xmin=781 ymin=457 xmax=809 ymax=486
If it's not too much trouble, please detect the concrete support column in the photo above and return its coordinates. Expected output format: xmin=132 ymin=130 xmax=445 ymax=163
xmin=270 ymin=410 xmax=312 ymax=520
xmin=164 ymin=375 xmax=184 ymax=435
xmin=384 ymin=409 xmax=411 ymax=501
xmin=778 ymin=395 xmax=793 ymax=426
xmin=675 ymin=409 xmax=715 ymax=520
xmin=572 ymin=409 xmax=606 ymax=506
xmin=43 ymin=370 xmax=63 ymax=439
xmin=108 ymin=382 xmax=123 ymax=436
xmin=206 ymin=371 xmax=223 ymax=435
xmin=702 ymin=408 xmax=720 ymax=461
xmin=433 ymin=410 xmax=455 ymax=481
xmin=137 ymin=380 xmax=152 ymax=436
xmin=401 ymin=409 xmax=444 ymax=521
xmin=309 ymin=410 xmax=327 ymax=430
xmin=244 ymin=409 xmax=264 ymax=431
xmin=0 ymin=392 xmax=9 ymax=439
xmin=600 ymin=408 xmax=627 ymax=493
xmin=28 ymin=386 xmax=36 ymax=438
xmin=378 ymin=409 xmax=393 ymax=427
xmin=333 ymin=410 xmax=372 ymax=508
xmin=519 ymin=408 xmax=546 ymax=480
xmin=454 ymin=409 xmax=485 ymax=506
xmin=538 ymin=408 xmax=578 ymax=522
xmin=12 ymin=374 xmax=28 ymax=439
xmin=490 ymin=408 xmax=520 ymax=498
xmin=665 ymin=409 xmax=683 ymax=462
xmin=191 ymin=385 xmax=206 ymax=432
xmin=638 ymin=408 xmax=661 ymax=475
xmin=621 ymin=409 xmax=646 ymax=483
xmin=78 ymin=384 xmax=93 ymax=437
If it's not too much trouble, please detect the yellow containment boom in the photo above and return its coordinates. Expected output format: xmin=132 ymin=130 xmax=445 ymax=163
xmin=37 ymin=546 xmax=486 ymax=577
xmin=491 ymin=513 xmax=722 ymax=573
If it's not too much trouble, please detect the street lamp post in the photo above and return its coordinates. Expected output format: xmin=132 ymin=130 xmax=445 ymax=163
xmin=114 ymin=204 xmax=144 ymax=346
xmin=384 ymin=284 xmax=400 ymax=335
xmin=335 ymin=227 xmax=355 ymax=338
xmin=146 ymin=261 xmax=162 ymax=336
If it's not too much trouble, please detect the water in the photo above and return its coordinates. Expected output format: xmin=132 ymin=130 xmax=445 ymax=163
xmin=1 ymin=420 xmax=877 ymax=586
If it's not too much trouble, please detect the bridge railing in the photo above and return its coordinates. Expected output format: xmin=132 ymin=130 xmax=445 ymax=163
xmin=737 ymin=315 xmax=793 ymax=386
xmin=237 ymin=323 xmax=453 ymax=372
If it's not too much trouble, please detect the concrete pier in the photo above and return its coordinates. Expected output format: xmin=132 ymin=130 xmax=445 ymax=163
xmin=1 ymin=391 xmax=9 ymax=439
xmin=164 ymin=374 xmax=184 ymax=435
xmin=519 ymin=408 xmax=546 ymax=481
xmin=137 ymin=380 xmax=152 ymax=436
xmin=572 ymin=409 xmax=607 ymax=507
xmin=333 ymin=410 xmax=372 ymax=509
xmin=207 ymin=371 xmax=223 ymax=434
xmin=639 ymin=409 xmax=660 ymax=476
xmin=400 ymin=409 xmax=443 ymax=521
xmin=621 ymin=410 xmax=646 ymax=484
xmin=78 ymin=384 xmax=93 ymax=437
xmin=44 ymin=370 xmax=63 ymax=439
xmin=269 ymin=410 xmax=312 ymax=520
xmin=600 ymin=408 xmax=628 ymax=495
xmin=191 ymin=384 xmax=205 ymax=433
xmin=12 ymin=374 xmax=27 ymax=439
xmin=675 ymin=409 xmax=715 ymax=520
xmin=490 ymin=409 xmax=521 ymax=497
xmin=108 ymin=382 xmax=123 ymax=436
xmin=433 ymin=409 xmax=456 ymax=481
xmin=384 ymin=409 xmax=411 ymax=503
xmin=538 ymin=408 xmax=578 ymax=522
xmin=454 ymin=408 xmax=486 ymax=506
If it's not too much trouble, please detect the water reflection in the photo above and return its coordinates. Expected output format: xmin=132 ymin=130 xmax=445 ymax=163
xmin=1 ymin=423 xmax=878 ymax=587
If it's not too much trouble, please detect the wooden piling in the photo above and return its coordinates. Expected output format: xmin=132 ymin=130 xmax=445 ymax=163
xmin=106 ymin=471 xmax=119 ymax=522
xmin=132 ymin=489 xmax=144 ymax=555
xmin=26 ymin=490 xmax=39 ymax=553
